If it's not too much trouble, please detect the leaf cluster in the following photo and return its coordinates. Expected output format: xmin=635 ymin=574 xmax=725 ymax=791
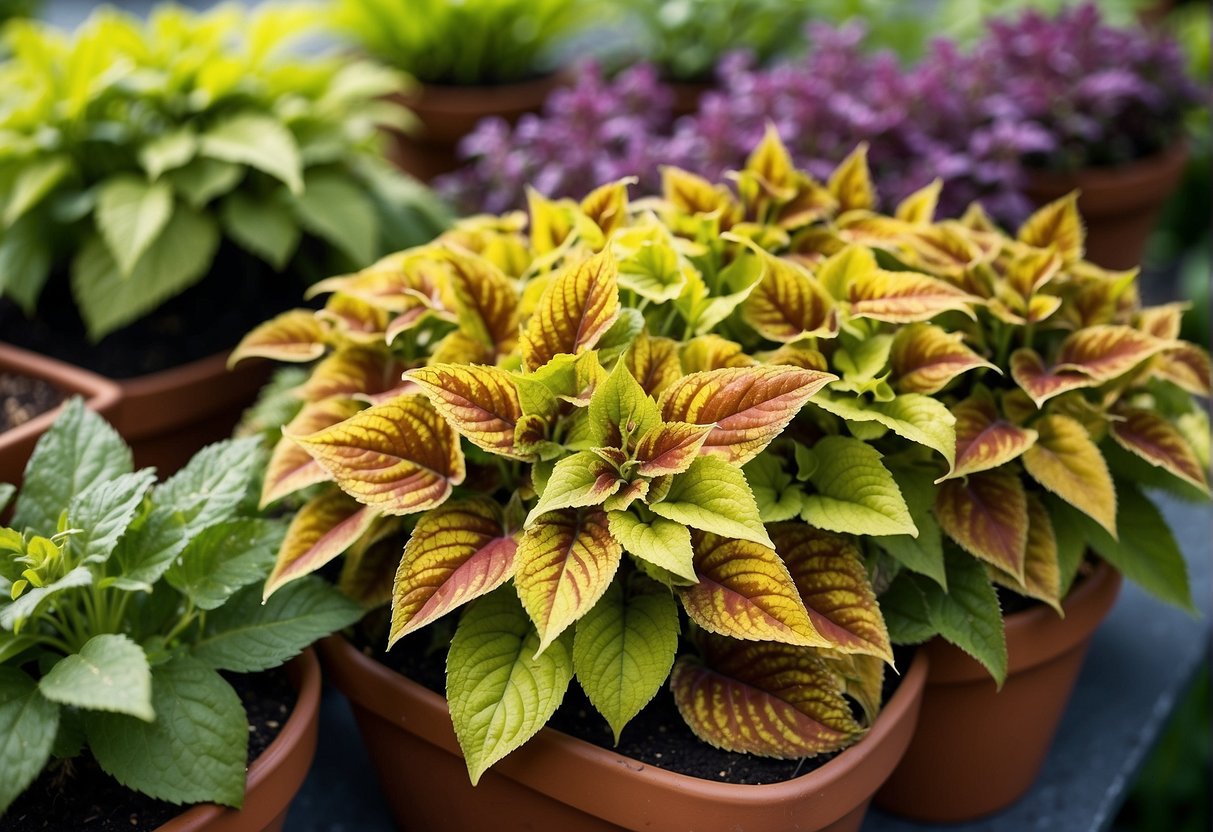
xmin=0 ymin=400 xmax=360 ymax=815
xmin=0 ymin=4 xmax=449 ymax=340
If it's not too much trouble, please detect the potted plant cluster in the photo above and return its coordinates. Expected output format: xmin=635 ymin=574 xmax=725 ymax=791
xmin=233 ymin=131 xmax=959 ymax=831
xmin=0 ymin=3 xmax=448 ymax=475
xmin=331 ymin=0 xmax=598 ymax=180
xmin=0 ymin=399 xmax=362 ymax=831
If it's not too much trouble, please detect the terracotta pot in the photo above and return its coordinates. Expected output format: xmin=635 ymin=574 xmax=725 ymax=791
xmin=110 ymin=352 xmax=270 ymax=476
xmin=667 ymin=80 xmax=713 ymax=117
xmin=0 ymin=342 xmax=123 ymax=485
xmin=876 ymin=560 xmax=1123 ymax=823
xmin=319 ymin=636 xmax=928 ymax=832
xmin=386 ymin=73 xmax=568 ymax=181
xmin=1024 ymin=142 xmax=1189 ymax=270
xmin=155 ymin=649 xmax=322 ymax=832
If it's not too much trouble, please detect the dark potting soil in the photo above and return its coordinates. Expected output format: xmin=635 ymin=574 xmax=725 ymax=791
xmin=0 ymin=246 xmax=313 ymax=380
xmin=369 ymin=626 xmax=912 ymax=787
xmin=1 ymin=665 xmax=295 ymax=832
xmin=0 ymin=373 xmax=63 ymax=432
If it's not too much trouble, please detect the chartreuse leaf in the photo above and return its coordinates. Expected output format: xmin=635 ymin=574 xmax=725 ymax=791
xmin=1065 ymin=486 xmax=1193 ymax=611
xmin=771 ymin=524 xmax=892 ymax=662
xmin=660 ymin=365 xmax=833 ymax=464
xmin=0 ymin=668 xmax=59 ymax=814
xmin=390 ymin=498 xmax=518 ymax=645
xmin=66 ymin=469 xmax=157 ymax=566
xmin=799 ymin=437 xmax=916 ymax=538
xmin=292 ymin=172 xmax=379 ymax=266
xmin=812 ymin=390 xmax=956 ymax=470
xmin=613 ymin=221 xmax=689 ymax=303
xmin=166 ymin=158 xmax=244 ymax=208
xmin=199 ymin=112 xmax=303 ymax=194
xmin=606 ymin=510 xmax=696 ymax=583
xmin=84 ymin=657 xmax=248 ymax=808
xmin=39 ymin=634 xmax=153 ymax=721
xmin=1022 ymin=414 xmax=1117 ymax=536
xmin=527 ymin=452 xmax=622 ymax=523
xmin=828 ymin=144 xmax=875 ymax=212
xmin=1110 ymin=408 xmax=1209 ymax=494
xmin=679 ymin=530 xmax=825 ymax=647
xmin=588 ymin=358 xmax=661 ymax=450
xmin=594 ymin=308 xmax=646 ymax=366
xmin=573 ymin=581 xmax=679 ymax=743
xmin=743 ymin=454 xmax=804 ymax=523
xmin=139 ymin=128 xmax=196 ymax=180
xmin=220 ymin=190 xmax=301 ymax=270
xmin=872 ymin=465 xmax=946 ymax=589
xmin=521 ymin=248 xmax=620 ymax=371
xmin=192 ymin=579 xmax=361 ymax=673
xmin=447 ymin=589 xmax=574 ymax=785
xmin=935 ymin=469 xmax=1027 ymax=581
xmin=923 ymin=549 xmax=1008 ymax=686
xmin=165 ymin=518 xmax=283 ymax=610
xmin=649 ymin=456 xmax=773 ymax=548
xmin=515 ymin=509 xmax=621 ymax=655
xmin=4 ymin=156 xmax=72 ymax=227
xmin=14 ymin=398 xmax=132 ymax=535
xmin=95 ymin=176 xmax=174 ymax=277
xmin=409 ymin=364 xmax=529 ymax=460
xmin=671 ymin=634 xmax=862 ymax=757
xmin=289 ymin=395 xmax=465 ymax=515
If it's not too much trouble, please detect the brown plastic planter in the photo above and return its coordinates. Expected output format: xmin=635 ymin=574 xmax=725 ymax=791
xmin=386 ymin=73 xmax=568 ymax=181
xmin=319 ymin=636 xmax=928 ymax=832
xmin=1024 ymin=142 xmax=1189 ymax=271
xmin=876 ymin=560 xmax=1123 ymax=822
xmin=0 ymin=342 xmax=122 ymax=485
xmin=110 ymin=351 xmax=270 ymax=476
xmin=156 ymin=649 xmax=321 ymax=832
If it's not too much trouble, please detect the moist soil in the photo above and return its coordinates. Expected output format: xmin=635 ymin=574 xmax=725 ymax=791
xmin=3 ymin=666 xmax=295 ymax=832
xmin=0 ymin=373 xmax=63 ymax=432
xmin=367 ymin=625 xmax=911 ymax=787
xmin=0 ymin=247 xmax=313 ymax=380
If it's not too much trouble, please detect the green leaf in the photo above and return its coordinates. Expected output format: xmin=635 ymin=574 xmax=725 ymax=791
xmin=587 ymin=353 xmax=661 ymax=448
xmin=648 ymin=456 xmax=773 ymax=548
xmin=0 ymin=668 xmax=59 ymax=814
xmin=72 ymin=204 xmax=220 ymax=340
xmin=527 ymin=451 xmax=620 ymax=522
xmin=0 ymin=485 xmax=14 ymax=515
xmin=191 ymin=578 xmax=361 ymax=673
xmin=879 ymin=573 xmax=936 ymax=645
xmin=813 ymin=390 xmax=956 ymax=469
xmin=594 ymin=308 xmax=645 ymax=365
xmin=139 ymin=129 xmax=197 ymax=180
xmin=799 ymin=436 xmax=916 ymax=537
xmin=0 ymin=567 xmax=92 ymax=633
xmin=95 ymin=176 xmax=174 ymax=276
xmin=38 ymin=634 xmax=154 ymax=721
xmin=155 ymin=437 xmax=263 ymax=537
xmin=743 ymin=454 xmax=804 ymax=522
xmin=13 ymin=398 xmax=132 ymax=535
xmin=67 ymin=470 xmax=157 ymax=566
xmin=1045 ymin=494 xmax=1086 ymax=598
xmin=3 ymin=155 xmax=71 ymax=227
xmin=872 ymin=466 xmax=946 ymax=588
xmin=923 ymin=549 xmax=1008 ymax=685
xmin=0 ymin=214 xmax=51 ymax=314
xmin=164 ymin=519 xmax=282 ymax=611
xmin=199 ymin=112 xmax=303 ymax=195
xmin=0 ymin=633 xmax=37 ymax=665
xmin=220 ymin=190 xmax=301 ymax=270
xmin=606 ymin=510 xmax=696 ymax=582
xmin=166 ymin=158 xmax=244 ymax=208
xmin=447 ymin=589 xmax=573 ymax=785
xmin=573 ymin=582 xmax=679 ymax=742
xmin=84 ymin=657 xmax=247 ymax=808
xmin=291 ymin=172 xmax=379 ymax=266
xmin=1068 ymin=485 xmax=1193 ymax=611
xmin=108 ymin=506 xmax=189 ymax=592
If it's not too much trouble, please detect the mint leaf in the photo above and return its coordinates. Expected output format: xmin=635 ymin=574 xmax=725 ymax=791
xmin=67 ymin=469 xmax=157 ymax=566
xmin=155 ymin=437 xmax=263 ymax=536
xmin=108 ymin=506 xmax=189 ymax=592
xmin=139 ymin=129 xmax=197 ymax=180
xmin=0 ymin=213 xmax=52 ymax=314
xmin=39 ymin=634 xmax=154 ymax=721
xmin=0 ymin=566 xmax=93 ymax=633
xmin=165 ymin=518 xmax=283 ymax=611
xmin=3 ymin=155 xmax=71 ymax=226
xmin=649 ymin=456 xmax=773 ymax=548
xmin=0 ymin=668 xmax=59 ymax=814
xmin=95 ymin=176 xmax=174 ymax=276
xmin=165 ymin=158 xmax=243 ymax=208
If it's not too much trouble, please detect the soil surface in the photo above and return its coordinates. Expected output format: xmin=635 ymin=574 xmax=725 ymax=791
xmin=0 ymin=373 xmax=64 ymax=432
xmin=3 ymin=665 xmax=295 ymax=832
xmin=370 ymin=625 xmax=911 ymax=786
xmin=0 ymin=246 xmax=314 ymax=380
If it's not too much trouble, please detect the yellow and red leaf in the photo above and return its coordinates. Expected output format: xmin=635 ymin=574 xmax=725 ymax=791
xmin=408 ymin=364 xmax=530 ymax=460
xmin=261 ymin=398 xmax=363 ymax=507
xmin=1022 ymin=414 xmax=1117 ymax=536
xmin=1153 ymin=343 xmax=1212 ymax=397
xmin=1110 ymin=407 xmax=1209 ymax=493
xmin=265 ymin=490 xmax=377 ymax=598
xmin=991 ymin=493 xmax=1062 ymax=612
xmin=827 ymin=144 xmax=875 ymax=213
xmin=1017 ymin=193 xmax=1084 ymax=263
xmin=229 ymin=309 xmax=327 ymax=366
xmin=935 ymin=469 xmax=1028 ymax=580
xmin=302 ymin=346 xmax=405 ymax=403
xmin=318 ymin=294 xmax=390 ymax=343
xmin=633 ymin=422 xmax=715 ymax=477
xmin=889 ymin=323 xmax=996 ymax=395
xmin=440 ymin=248 xmax=520 ymax=354
xmin=679 ymin=335 xmax=756 ymax=374
xmin=520 ymin=248 xmax=621 ymax=371
xmin=946 ymin=391 xmax=1038 ymax=480
xmin=625 ymin=330 xmax=682 ymax=397
xmin=741 ymin=252 xmax=838 ymax=343
xmin=1054 ymin=325 xmax=1170 ymax=382
xmin=841 ymin=269 xmax=980 ymax=324
xmin=1010 ymin=348 xmax=1097 ymax=408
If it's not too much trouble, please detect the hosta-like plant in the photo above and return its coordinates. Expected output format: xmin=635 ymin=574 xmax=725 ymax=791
xmin=0 ymin=400 xmax=360 ymax=815
xmin=232 ymin=131 xmax=1000 ymax=782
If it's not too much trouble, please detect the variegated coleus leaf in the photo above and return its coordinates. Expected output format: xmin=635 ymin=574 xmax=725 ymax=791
xmin=527 ymin=452 xmax=624 ymax=522
xmin=678 ymin=530 xmax=827 ymax=647
xmin=625 ymin=330 xmax=682 ymax=397
xmin=828 ymin=143 xmax=876 ymax=213
xmin=408 ymin=364 xmax=531 ymax=461
xmin=988 ymin=493 xmax=1062 ymax=613
xmin=440 ymin=247 xmax=521 ymax=357
xmin=671 ymin=634 xmax=864 ymax=758
xmin=580 ymin=178 xmax=633 ymax=240
xmin=945 ymin=390 xmax=1038 ymax=480
xmin=1152 ymin=343 xmax=1212 ymax=398
xmin=1022 ymin=414 xmax=1117 ymax=536
xmin=815 ymin=245 xmax=980 ymax=324
xmin=736 ymin=123 xmax=797 ymax=208
xmin=1009 ymin=349 xmax=1097 ymax=409
xmin=229 ymin=308 xmax=327 ymax=366
xmin=679 ymin=335 xmax=756 ymax=374
xmin=769 ymin=523 xmax=892 ymax=662
xmin=521 ymin=248 xmax=621 ymax=372
xmin=1018 ymin=192 xmax=1084 ymax=264
xmin=662 ymin=166 xmax=741 ymax=225
xmin=889 ymin=323 xmax=996 ymax=395
xmin=1004 ymin=245 xmax=1063 ymax=299
xmin=811 ymin=390 xmax=956 ymax=471
xmin=264 ymin=489 xmax=377 ymax=598
xmin=389 ymin=498 xmax=519 ymax=645
xmin=318 ymin=294 xmax=391 ymax=344
xmin=659 ymin=365 xmax=835 ymax=465
xmin=302 ymin=346 xmax=408 ymax=404
xmin=894 ymin=179 xmax=942 ymax=225
xmin=895 ymin=222 xmax=989 ymax=283
xmin=740 ymin=248 xmax=838 ymax=343
xmin=261 ymin=398 xmax=364 ymax=508
xmin=338 ymin=517 xmax=404 ymax=609
xmin=515 ymin=508 xmax=622 ymax=655
xmin=631 ymin=422 xmax=714 ymax=477
xmin=307 ymin=250 xmax=456 ymax=315
xmin=1110 ymin=407 xmax=1209 ymax=494
xmin=288 ymin=394 xmax=464 ymax=515
xmin=935 ymin=468 xmax=1028 ymax=581
xmin=1053 ymin=325 xmax=1172 ymax=383
xmin=587 ymin=359 xmax=662 ymax=452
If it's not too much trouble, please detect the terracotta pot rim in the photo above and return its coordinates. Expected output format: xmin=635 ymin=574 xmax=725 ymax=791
xmin=398 ymin=68 xmax=571 ymax=118
xmin=924 ymin=559 xmax=1123 ymax=685
xmin=0 ymin=341 xmax=123 ymax=449
xmin=155 ymin=649 xmax=322 ymax=832
xmin=322 ymin=635 xmax=927 ymax=801
xmin=117 ymin=350 xmax=242 ymax=399
xmin=1024 ymin=139 xmax=1189 ymax=205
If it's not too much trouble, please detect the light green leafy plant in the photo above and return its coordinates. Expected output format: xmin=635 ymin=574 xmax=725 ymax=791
xmin=332 ymin=0 xmax=598 ymax=86
xmin=0 ymin=399 xmax=361 ymax=815
xmin=0 ymin=3 xmax=449 ymax=341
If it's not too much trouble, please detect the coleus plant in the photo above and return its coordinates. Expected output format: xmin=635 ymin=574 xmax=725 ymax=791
xmin=0 ymin=400 xmax=360 ymax=815
xmin=231 ymin=130 xmax=990 ymax=783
